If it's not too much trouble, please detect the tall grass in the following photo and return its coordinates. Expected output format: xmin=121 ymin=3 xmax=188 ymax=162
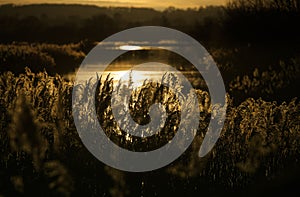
xmin=0 ymin=68 xmax=299 ymax=196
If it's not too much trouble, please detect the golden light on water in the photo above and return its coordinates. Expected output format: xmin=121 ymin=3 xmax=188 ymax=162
xmin=112 ymin=70 xmax=151 ymax=88
xmin=119 ymin=45 xmax=143 ymax=50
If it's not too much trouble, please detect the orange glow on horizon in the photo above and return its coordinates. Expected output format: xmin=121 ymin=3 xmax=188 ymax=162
xmin=0 ymin=0 xmax=226 ymax=9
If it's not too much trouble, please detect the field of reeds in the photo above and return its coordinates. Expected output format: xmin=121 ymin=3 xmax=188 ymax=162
xmin=0 ymin=66 xmax=299 ymax=196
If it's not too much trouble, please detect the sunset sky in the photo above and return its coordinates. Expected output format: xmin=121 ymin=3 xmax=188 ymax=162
xmin=0 ymin=0 xmax=226 ymax=9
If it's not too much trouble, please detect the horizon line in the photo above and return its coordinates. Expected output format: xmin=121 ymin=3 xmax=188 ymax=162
xmin=0 ymin=2 xmax=226 ymax=11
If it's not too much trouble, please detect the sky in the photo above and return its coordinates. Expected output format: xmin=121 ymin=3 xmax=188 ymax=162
xmin=0 ymin=0 xmax=226 ymax=9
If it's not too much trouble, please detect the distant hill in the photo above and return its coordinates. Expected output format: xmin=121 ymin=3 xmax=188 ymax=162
xmin=0 ymin=4 xmax=224 ymax=44
xmin=1 ymin=3 xmax=299 ymax=48
xmin=0 ymin=4 xmax=162 ymax=24
xmin=0 ymin=3 xmax=224 ymax=24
